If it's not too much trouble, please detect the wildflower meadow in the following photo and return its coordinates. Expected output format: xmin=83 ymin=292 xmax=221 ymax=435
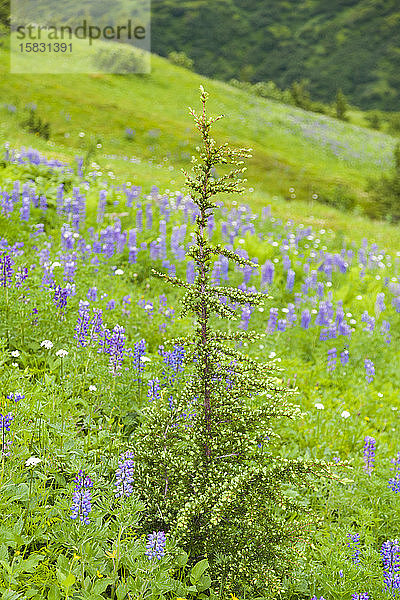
xmin=1 ymin=86 xmax=400 ymax=600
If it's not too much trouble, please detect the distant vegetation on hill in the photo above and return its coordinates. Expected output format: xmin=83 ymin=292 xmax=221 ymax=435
xmin=151 ymin=0 xmax=400 ymax=111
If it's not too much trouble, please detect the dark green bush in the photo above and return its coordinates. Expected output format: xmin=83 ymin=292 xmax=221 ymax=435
xmin=365 ymin=142 xmax=400 ymax=222
xmin=21 ymin=109 xmax=51 ymax=140
xmin=168 ymin=50 xmax=194 ymax=70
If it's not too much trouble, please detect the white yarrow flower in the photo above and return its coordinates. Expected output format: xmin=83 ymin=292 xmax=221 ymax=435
xmin=115 ymin=269 xmax=124 ymax=275
xmin=41 ymin=340 xmax=53 ymax=349
xmin=56 ymin=349 xmax=68 ymax=358
xmin=341 ymin=410 xmax=351 ymax=419
xmin=25 ymin=456 xmax=42 ymax=467
xmin=140 ymin=356 xmax=151 ymax=363
xmin=89 ymin=385 xmax=97 ymax=392
xmin=315 ymin=403 xmax=324 ymax=410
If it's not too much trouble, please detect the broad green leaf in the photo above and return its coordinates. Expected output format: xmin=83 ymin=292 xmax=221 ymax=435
xmin=175 ymin=550 xmax=189 ymax=567
xmin=92 ymin=578 xmax=113 ymax=594
xmin=195 ymin=574 xmax=211 ymax=592
xmin=190 ymin=558 xmax=209 ymax=583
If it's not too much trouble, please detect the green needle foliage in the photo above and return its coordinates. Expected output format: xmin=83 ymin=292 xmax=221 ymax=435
xmin=131 ymin=87 xmax=333 ymax=597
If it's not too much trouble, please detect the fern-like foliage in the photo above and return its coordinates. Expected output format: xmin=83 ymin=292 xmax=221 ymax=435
xmin=132 ymin=87 xmax=334 ymax=597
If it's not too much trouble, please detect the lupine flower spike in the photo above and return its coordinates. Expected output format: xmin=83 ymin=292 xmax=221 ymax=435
xmin=145 ymin=531 xmax=166 ymax=560
xmin=363 ymin=436 xmax=376 ymax=476
xmin=70 ymin=470 xmax=93 ymax=524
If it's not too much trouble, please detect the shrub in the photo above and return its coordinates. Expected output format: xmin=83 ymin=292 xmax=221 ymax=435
xmin=168 ymin=50 xmax=194 ymax=70
xmin=317 ymin=184 xmax=356 ymax=212
xmin=365 ymin=142 xmax=400 ymax=222
xmin=94 ymin=44 xmax=145 ymax=73
xmin=21 ymin=109 xmax=51 ymax=140
xmin=130 ymin=87 xmax=333 ymax=597
xmin=365 ymin=110 xmax=381 ymax=130
xmin=290 ymin=79 xmax=312 ymax=110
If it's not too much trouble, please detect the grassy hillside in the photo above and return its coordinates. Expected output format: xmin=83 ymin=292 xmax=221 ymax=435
xmin=0 ymin=45 xmax=397 ymax=231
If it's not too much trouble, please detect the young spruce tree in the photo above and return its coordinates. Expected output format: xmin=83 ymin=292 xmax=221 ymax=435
xmin=131 ymin=87 xmax=332 ymax=596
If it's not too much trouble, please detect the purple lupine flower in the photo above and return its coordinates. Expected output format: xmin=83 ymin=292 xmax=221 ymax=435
xmin=282 ymin=254 xmax=291 ymax=271
xmin=97 ymin=190 xmax=107 ymax=224
xmin=363 ymin=436 xmax=376 ymax=476
xmin=287 ymin=303 xmax=297 ymax=325
xmin=76 ymin=157 xmax=84 ymax=178
xmin=388 ymin=453 xmax=400 ymax=493
xmin=261 ymin=259 xmax=274 ymax=287
xmin=147 ymin=378 xmax=161 ymax=401
xmin=7 ymin=392 xmax=24 ymax=402
xmin=0 ymin=412 xmax=13 ymax=456
xmin=70 ymin=470 xmax=93 ymax=525
xmin=115 ymin=451 xmax=135 ymax=498
xmin=277 ymin=319 xmax=287 ymax=332
xmin=347 ymin=533 xmax=361 ymax=564
xmin=327 ymin=348 xmax=337 ymax=372
xmin=132 ymin=339 xmax=147 ymax=384
xmin=159 ymin=294 xmax=167 ymax=311
xmin=0 ymin=252 xmax=14 ymax=287
xmin=301 ymin=277 xmax=312 ymax=295
xmin=381 ymin=539 xmax=400 ymax=591
xmin=393 ymin=297 xmax=400 ymax=313
xmin=320 ymin=328 xmax=329 ymax=342
xmin=74 ymin=307 xmax=91 ymax=347
xmin=340 ymin=349 xmax=349 ymax=365
xmin=102 ymin=325 xmax=130 ymax=376
xmin=56 ymin=184 xmax=64 ymax=216
xmin=186 ymin=260 xmax=196 ymax=284
xmin=240 ymin=305 xmax=254 ymax=330
xmin=211 ymin=260 xmax=222 ymax=286
xmin=87 ymin=287 xmax=98 ymax=302
xmin=316 ymin=282 xmax=325 ymax=298
xmin=89 ymin=309 xmax=103 ymax=344
xmin=361 ymin=311 xmax=375 ymax=334
xmin=0 ymin=413 xmax=13 ymax=433
xmin=136 ymin=206 xmax=143 ymax=232
xmin=375 ymin=292 xmax=386 ymax=316
xmin=301 ymin=309 xmax=311 ymax=329
xmin=106 ymin=300 xmax=116 ymax=310
xmin=364 ymin=359 xmax=375 ymax=384
xmin=351 ymin=594 xmax=369 ymax=600
xmin=145 ymin=531 xmax=166 ymax=560
xmin=53 ymin=285 xmax=69 ymax=311
xmin=267 ymin=307 xmax=278 ymax=334
xmin=14 ymin=266 xmax=28 ymax=287
xmin=20 ymin=184 xmax=30 ymax=221
xmin=159 ymin=344 xmax=185 ymax=385
xmin=381 ymin=320 xmax=391 ymax=344
xmin=315 ymin=301 xmax=330 ymax=326
xmin=63 ymin=254 xmax=77 ymax=282
xmin=286 ymin=269 xmax=295 ymax=291
xmin=145 ymin=203 xmax=152 ymax=230
xmin=311 ymin=597 xmax=326 ymax=600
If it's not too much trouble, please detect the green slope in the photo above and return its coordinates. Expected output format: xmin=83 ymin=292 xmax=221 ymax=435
xmin=0 ymin=45 xmax=397 ymax=226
